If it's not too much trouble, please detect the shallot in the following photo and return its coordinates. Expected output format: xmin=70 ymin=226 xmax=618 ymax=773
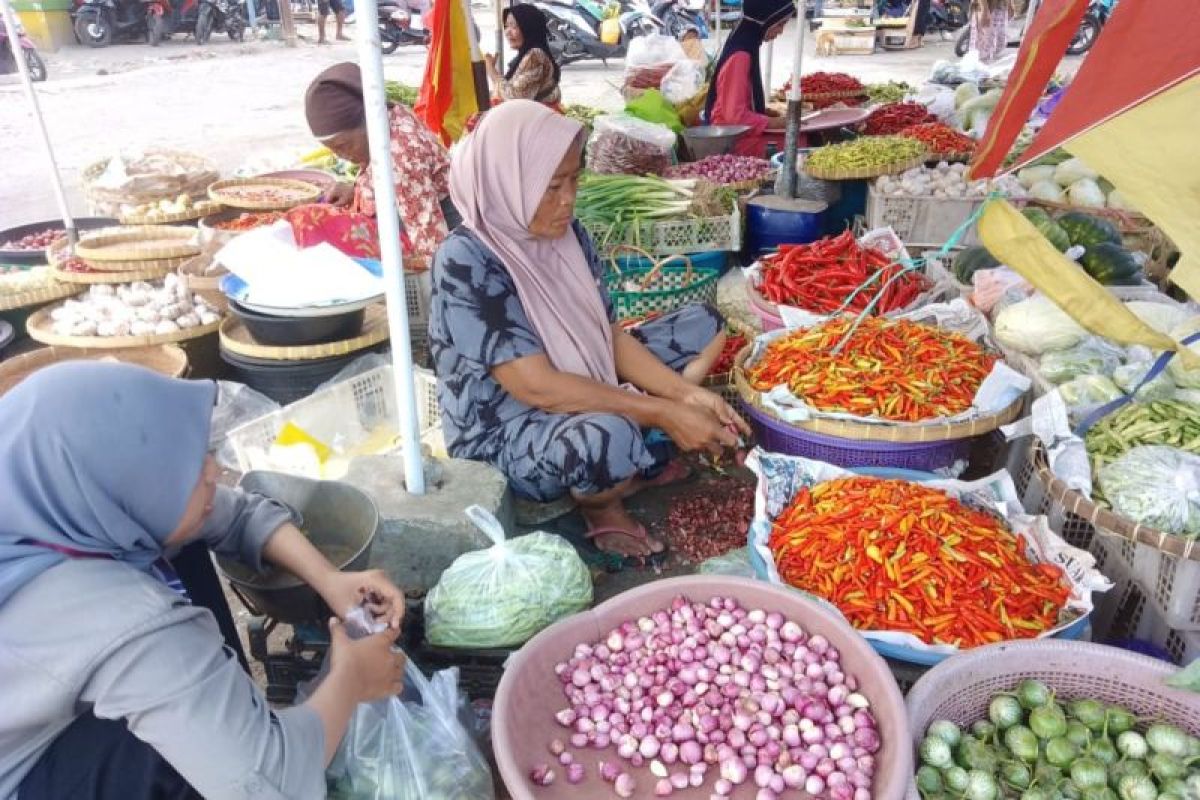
xmin=532 ymin=594 xmax=881 ymax=797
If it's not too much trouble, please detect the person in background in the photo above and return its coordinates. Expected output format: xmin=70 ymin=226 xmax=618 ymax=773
xmin=704 ymin=0 xmax=796 ymax=158
xmin=968 ymin=0 xmax=1010 ymax=61
xmin=484 ymin=4 xmax=562 ymax=107
xmin=316 ymin=0 xmax=348 ymax=44
xmin=430 ymin=101 xmax=748 ymax=566
xmin=0 ymin=362 xmax=408 ymax=799
xmin=305 ymin=62 xmax=459 ymax=265
xmin=912 ymin=0 xmax=931 ymax=45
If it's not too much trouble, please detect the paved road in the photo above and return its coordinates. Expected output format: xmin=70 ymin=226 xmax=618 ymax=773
xmin=1 ymin=15 xmax=981 ymax=226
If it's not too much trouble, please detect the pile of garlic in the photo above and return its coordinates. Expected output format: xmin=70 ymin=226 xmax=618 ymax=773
xmin=50 ymin=273 xmax=219 ymax=338
xmin=875 ymin=162 xmax=1025 ymax=199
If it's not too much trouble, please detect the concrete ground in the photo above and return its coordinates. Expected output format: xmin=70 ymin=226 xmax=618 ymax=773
xmin=0 ymin=14 xmax=980 ymax=226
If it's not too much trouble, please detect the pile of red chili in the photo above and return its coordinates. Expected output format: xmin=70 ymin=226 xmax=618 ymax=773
xmin=708 ymin=330 xmax=748 ymax=376
xmin=664 ymin=481 xmax=755 ymax=563
xmin=798 ymin=71 xmax=864 ymax=95
xmin=861 ymin=102 xmax=936 ymax=136
xmin=756 ymin=230 xmax=927 ymax=314
xmin=744 ymin=316 xmax=996 ymax=422
xmin=900 ymin=122 xmax=977 ymax=158
xmin=769 ymin=477 xmax=1069 ymax=648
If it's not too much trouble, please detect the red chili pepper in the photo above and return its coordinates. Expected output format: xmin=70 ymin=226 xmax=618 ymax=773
xmin=861 ymin=102 xmax=937 ymax=136
xmin=898 ymin=122 xmax=977 ymax=157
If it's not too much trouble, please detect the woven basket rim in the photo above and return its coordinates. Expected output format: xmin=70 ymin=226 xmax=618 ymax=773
xmin=207 ymin=177 xmax=323 ymax=211
xmin=26 ymin=305 xmax=220 ymax=348
xmin=74 ymin=226 xmax=200 ymax=262
xmin=606 ymin=264 xmax=721 ymax=300
xmin=1030 ymin=437 xmax=1200 ymax=562
xmin=733 ymin=344 xmax=1023 ymax=442
xmin=118 ymin=201 xmax=223 ymax=226
xmin=218 ymin=303 xmax=389 ymax=361
xmin=805 ymin=152 xmax=928 ymax=181
xmin=0 ymin=344 xmax=188 ymax=396
xmin=0 ymin=278 xmax=84 ymax=311
xmin=49 ymin=262 xmax=174 ymax=284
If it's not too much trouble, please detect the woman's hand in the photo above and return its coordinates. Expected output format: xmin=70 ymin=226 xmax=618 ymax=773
xmin=484 ymin=52 xmax=500 ymax=81
xmin=327 ymin=618 xmax=406 ymax=703
xmin=317 ymin=569 xmax=406 ymax=629
xmin=658 ymin=392 xmax=746 ymax=455
xmin=322 ymin=181 xmax=355 ymax=207
xmin=682 ymin=385 xmax=752 ymax=438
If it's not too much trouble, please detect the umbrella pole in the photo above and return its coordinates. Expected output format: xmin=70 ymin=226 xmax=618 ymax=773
xmin=780 ymin=3 xmax=806 ymax=198
xmin=1 ymin=0 xmax=76 ymax=247
xmin=765 ymin=40 xmax=774 ymax=97
xmin=463 ymin=0 xmax=489 ymax=115
xmin=356 ymin=0 xmax=427 ymax=494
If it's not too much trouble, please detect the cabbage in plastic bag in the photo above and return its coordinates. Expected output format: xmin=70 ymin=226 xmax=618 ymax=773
xmin=1057 ymin=374 xmax=1123 ymax=407
xmin=1098 ymin=446 xmax=1200 ymax=537
xmin=424 ymin=506 xmax=593 ymax=648
xmin=1038 ymin=338 xmax=1123 ymax=384
xmin=1113 ymin=361 xmax=1177 ymax=402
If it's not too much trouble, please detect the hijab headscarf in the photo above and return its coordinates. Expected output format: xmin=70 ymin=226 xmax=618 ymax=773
xmin=305 ymin=62 xmax=366 ymax=138
xmin=449 ymin=100 xmax=617 ymax=384
xmin=504 ymin=4 xmax=560 ymax=84
xmin=704 ymin=0 xmax=796 ymax=120
xmin=0 ymin=362 xmax=215 ymax=607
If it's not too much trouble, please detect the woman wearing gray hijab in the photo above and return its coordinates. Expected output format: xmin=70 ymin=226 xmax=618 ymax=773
xmin=0 ymin=362 xmax=407 ymax=800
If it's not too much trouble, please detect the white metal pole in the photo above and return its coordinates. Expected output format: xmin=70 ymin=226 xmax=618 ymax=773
xmin=713 ymin=0 xmax=720 ymax=48
xmin=356 ymin=0 xmax=426 ymax=494
xmin=1 ymin=0 xmax=76 ymax=246
xmin=781 ymin=4 xmax=806 ymax=197
xmin=764 ymin=40 xmax=774 ymax=97
xmin=494 ymin=0 xmax=503 ymax=72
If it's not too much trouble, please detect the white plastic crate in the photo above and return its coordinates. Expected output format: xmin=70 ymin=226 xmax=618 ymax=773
xmin=404 ymin=270 xmax=432 ymax=336
xmin=864 ymin=184 xmax=984 ymax=247
xmin=583 ymin=207 xmax=741 ymax=258
xmin=227 ymin=364 xmax=441 ymax=474
xmin=1094 ymin=528 xmax=1200 ymax=631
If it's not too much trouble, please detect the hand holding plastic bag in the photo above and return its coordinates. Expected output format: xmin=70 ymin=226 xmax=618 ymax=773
xmin=1098 ymin=446 xmax=1200 ymax=537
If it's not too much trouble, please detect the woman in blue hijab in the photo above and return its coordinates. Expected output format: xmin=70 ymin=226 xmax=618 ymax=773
xmin=0 ymin=362 xmax=407 ymax=800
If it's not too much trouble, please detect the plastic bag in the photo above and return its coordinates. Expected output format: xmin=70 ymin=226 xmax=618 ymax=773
xmin=326 ymin=663 xmax=495 ymax=800
xmin=1057 ymin=374 xmax=1123 ymax=407
xmin=697 ymin=547 xmax=756 ymax=577
xmin=624 ymin=89 xmax=683 ymax=134
xmin=587 ymin=114 xmax=677 ymax=176
xmin=1038 ymin=338 xmax=1124 ymax=385
xmin=1113 ymin=361 xmax=1177 ymax=402
xmin=210 ymin=381 xmax=281 ymax=469
xmin=661 ymin=59 xmax=706 ymax=106
xmin=1098 ymin=446 xmax=1200 ymax=537
xmin=625 ymin=33 xmax=685 ymax=68
xmin=423 ymin=506 xmax=593 ymax=648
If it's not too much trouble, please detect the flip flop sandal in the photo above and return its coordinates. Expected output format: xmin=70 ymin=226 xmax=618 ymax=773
xmin=584 ymin=523 xmax=669 ymax=571
xmin=642 ymin=459 xmax=693 ymax=489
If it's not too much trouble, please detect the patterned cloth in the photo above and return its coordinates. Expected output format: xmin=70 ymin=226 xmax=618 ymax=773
xmin=497 ymin=48 xmax=562 ymax=105
xmin=285 ymin=204 xmax=386 ymax=259
xmin=968 ymin=6 xmax=1009 ymax=63
xmin=353 ymin=104 xmax=451 ymax=265
xmin=429 ymin=223 xmax=722 ymax=500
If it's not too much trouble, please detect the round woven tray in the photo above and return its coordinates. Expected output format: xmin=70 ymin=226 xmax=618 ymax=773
xmin=804 ymin=152 xmax=928 ymax=181
xmin=733 ymin=345 xmax=1024 ymax=443
xmin=73 ymin=226 xmax=200 ymax=262
xmin=49 ymin=262 xmax=174 ymax=284
xmin=1030 ymin=438 xmax=1200 ymax=562
xmin=26 ymin=305 xmax=220 ymax=349
xmin=218 ymin=302 xmax=388 ymax=361
xmin=0 ymin=278 xmax=84 ymax=312
xmin=207 ymin=177 xmax=322 ymax=211
xmin=118 ymin=200 xmax=223 ymax=226
xmin=0 ymin=344 xmax=188 ymax=396
xmin=803 ymin=88 xmax=867 ymax=101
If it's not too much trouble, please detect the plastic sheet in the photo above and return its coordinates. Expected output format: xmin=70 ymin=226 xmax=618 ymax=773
xmin=1039 ymin=338 xmax=1124 ymax=385
xmin=1113 ymin=360 xmax=1177 ymax=402
xmin=660 ymin=60 xmax=706 ymax=106
xmin=696 ymin=547 xmax=756 ymax=577
xmin=586 ymin=114 xmax=677 ymax=176
xmin=1098 ymin=446 xmax=1200 ymax=537
xmin=1057 ymin=374 xmax=1123 ymax=408
xmin=210 ymin=380 xmax=281 ymax=469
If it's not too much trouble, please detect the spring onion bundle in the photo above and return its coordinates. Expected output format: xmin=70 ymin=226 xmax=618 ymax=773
xmin=576 ymin=174 xmax=734 ymax=250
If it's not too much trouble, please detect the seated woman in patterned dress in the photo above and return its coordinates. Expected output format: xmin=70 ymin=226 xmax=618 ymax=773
xmin=484 ymin=4 xmax=562 ymax=108
xmin=429 ymin=100 xmax=749 ymax=562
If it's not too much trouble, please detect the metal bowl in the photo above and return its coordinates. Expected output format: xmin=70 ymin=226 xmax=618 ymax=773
xmin=681 ymin=124 xmax=752 ymax=160
xmin=0 ymin=218 xmax=118 ymax=266
xmin=216 ymin=471 xmax=379 ymax=625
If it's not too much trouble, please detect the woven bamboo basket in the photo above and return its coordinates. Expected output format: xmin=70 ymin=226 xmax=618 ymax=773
xmin=605 ymin=245 xmax=720 ymax=321
xmin=50 ymin=262 xmax=174 ymax=284
xmin=81 ymin=152 xmax=219 ymax=218
xmin=118 ymin=200 xmax=223 ymax=226
xmin=0 ymin=276 xmax=84 ymax=312
xmin=26 ymin=305 xmax=220 ymax=349
xmin=74 ymin=226 xmax=200 ymax=263
xmin=804 ymin=152 xmax=928 ymax=181
xmin=218 ymin=303 xmax=389 ymax=361
xmin=0 ymin=344 xmax=188 ymax=395
xmin=802 ymin=88 xmax=867 ymax=102
xmin=207 ymin=177 xmax=322 ymax=211
xmin=733 ymin=345 xmax=1024 ymax=443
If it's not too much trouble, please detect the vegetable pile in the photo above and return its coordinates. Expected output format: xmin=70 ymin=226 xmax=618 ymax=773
xmin=1086 ymin=400 xmax=1200 ymax=472
xmin=916 ymin=682 xmax=1200 ymax=800
xmin=900 ymin=123 xmax=977 ymax=159
xmin=587 ymin=115 xmax=676 ymax=176
xmin=210 ymin=211 xmax=288 ymax=232
xmin=1018 ymin=151 xmax=1138 ymax=213
xmin=861 ymin=102 xmax=936 ymax=136
xmin=864 ymin=81 xmax=914 ymax=104
xmin=0 ymin=266 xmax=59 ymax=296
xmin=756 ymin=230 xmax=927 ymax=315
xmin=534 ymin=594 xmax=883 ymax=798
xmin=564 ymin=104 xmax=603 ymax=129
xmin=662 ymin=482 xmax=754 ymax=563
xmin=121 ymin=194 xmax=218 ymax=222
xmin=805 ymin=137 xmax=926 ymax=176
xmin=798 ymin=72 xmax=865 ymax=96
xmin=875 ymin=164 xmax=1024 ymax=200
xmin=576 ymin=174 xmax=734 ymax=246
xmin=709 ymin=331 xmax=748 ymax=376
xmin=2 ymin=227 xmax=61 ymax=251
xmin=48 ymin=275 xmax=220 ymax=338
xmin=770 ymin=477 xmax=1069 ymax=648
xmin=665 ymin=154 xmax=774 ymax=186
xmin=384 ymin=80 xmax=418 ymax=106
xmin=746 ymin=317 xmax=996 ymax=422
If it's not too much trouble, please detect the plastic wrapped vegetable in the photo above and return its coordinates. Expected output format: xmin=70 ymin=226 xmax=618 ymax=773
xmin=1017 ymin=165 xmax=1055 ymax=189
xmin=424 ymin=506 xmax=593 ymax=648
xmin=1124 ymin=300 xmax=1196 ymax=337
xmin=1057 ymin=374 xmax=1123 ymax=407
xmin=1028 ymin=180 xmax=1066 ymax=204
xmin=1098 ymin=446 xmax=1200 ymax=536
xmin=1168 ymin=319 xmax=1200 ymax=389
xmin=1113 ymin=361 xmax=1177 ymax=402
xmin=1067 ymin=178 xmax=1107 ymax=208
xmin=994 ymin=294 xmax=1088 ymax=355
xmin=1038 ymin=337 xmax=1123 ymax=384
xmin=697 ymin=547 xmax=756 ymax=578
xmin=326 ymin=663 xmax=495 ymax=800
xmin=1053 ymin=156 xmax=1099 ymax=187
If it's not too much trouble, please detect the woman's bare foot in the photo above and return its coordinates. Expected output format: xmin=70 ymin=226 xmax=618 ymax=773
xmin=575 ymin=489 xmax=665 ymax=558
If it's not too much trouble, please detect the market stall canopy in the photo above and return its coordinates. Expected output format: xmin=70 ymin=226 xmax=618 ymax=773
xmin=415 ymin=0 xmax=484 ymax=144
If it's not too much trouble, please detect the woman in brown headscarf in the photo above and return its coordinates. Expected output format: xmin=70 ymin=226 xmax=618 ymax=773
xmin=304 ymin=62 xmax=457 ymax=265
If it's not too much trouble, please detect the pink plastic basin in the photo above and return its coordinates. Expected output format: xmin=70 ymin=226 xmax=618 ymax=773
xmin=493 ymin=575 xmax=912 ymax=800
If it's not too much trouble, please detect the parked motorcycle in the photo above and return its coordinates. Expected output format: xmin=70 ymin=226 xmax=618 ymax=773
xmin=954 ymin=0 xmax=1111 ymax=56
xmin=0 ymin=17 xmax=46 ymax=81
xmin=926 ymin=0 xmax=966 ymax=35
xmin=72 ymin=0 xmax=152 ymax=46
xmin=537 ymin=0 xmax=659 ymax=64
xmin=195 ymin=0 xmax=246 ymax=42
xmin=379 ymin=0 xmax=429 ymax=53
xmin=146 ymin=0 xmax=202 ymax=45
xmin=651 ymin=0 xmax=708 ymax=38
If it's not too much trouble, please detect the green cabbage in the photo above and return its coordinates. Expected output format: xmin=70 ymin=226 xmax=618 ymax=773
xmin=994 ymin=295 xmax=1088 ymax=355
xmin=1058 ymin=374 xmax=1123 ymax=407
xmin=1053 ymin=157 xmax=1099 ymax=187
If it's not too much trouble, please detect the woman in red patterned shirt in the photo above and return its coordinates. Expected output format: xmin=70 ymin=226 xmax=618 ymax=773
xmin=304 ymin=62 xmax=458 ymax=267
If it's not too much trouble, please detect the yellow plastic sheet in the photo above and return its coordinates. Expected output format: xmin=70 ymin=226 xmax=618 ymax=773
xmin=977 ymin=199 xmax=1200 ymax=369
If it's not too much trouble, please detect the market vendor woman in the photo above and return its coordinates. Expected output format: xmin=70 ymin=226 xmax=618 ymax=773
xmin=305 ymin=62 xmax=458 ymax=264
xmin=430 ymin=100 xmax=749 ymax=561
xmin=705 ymin=0 xmax=796 ymax=158
xmin=484 ymin=4 xmax=562 ymax=107
xmin=0 ymin=362 xmax=407 ymax=799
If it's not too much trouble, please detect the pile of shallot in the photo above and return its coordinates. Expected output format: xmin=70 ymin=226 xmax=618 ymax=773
xmin=666 ymin=155 xmax=774 ymax=186
xmin=528 ymin=595 xmax=880 ymax=799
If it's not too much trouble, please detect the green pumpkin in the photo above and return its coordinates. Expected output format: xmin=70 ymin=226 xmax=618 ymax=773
xmin=1058 ymin=211 xmax=1122 ymax=249
xmin=953 ymin=246 xmax=1000 ymax=283
xmin=1022 ymin=207 xmax=1072 ymax=252
xmin=1079 ymin=242 xmax=1143 ymax=285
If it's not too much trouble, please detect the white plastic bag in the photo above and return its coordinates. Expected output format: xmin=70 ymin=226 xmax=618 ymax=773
xmin=660 ymin=59 xmax=706 ymax=106
xmin=424 ymin=506 xmax=593 ymax=648
xmin=325 ymin=663 xmax=495 ymax=800
xmin=587 ymin=114 xmax=677 ymax=176
xmin=1098 ymin=446 xmax=1200 ymax=537
xmin=625 ymin=33 xmax=686 ymax=68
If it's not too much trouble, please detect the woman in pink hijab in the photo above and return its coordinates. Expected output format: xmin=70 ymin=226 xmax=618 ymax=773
xmin=429 ymin=100 xmax=749 ymax=563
